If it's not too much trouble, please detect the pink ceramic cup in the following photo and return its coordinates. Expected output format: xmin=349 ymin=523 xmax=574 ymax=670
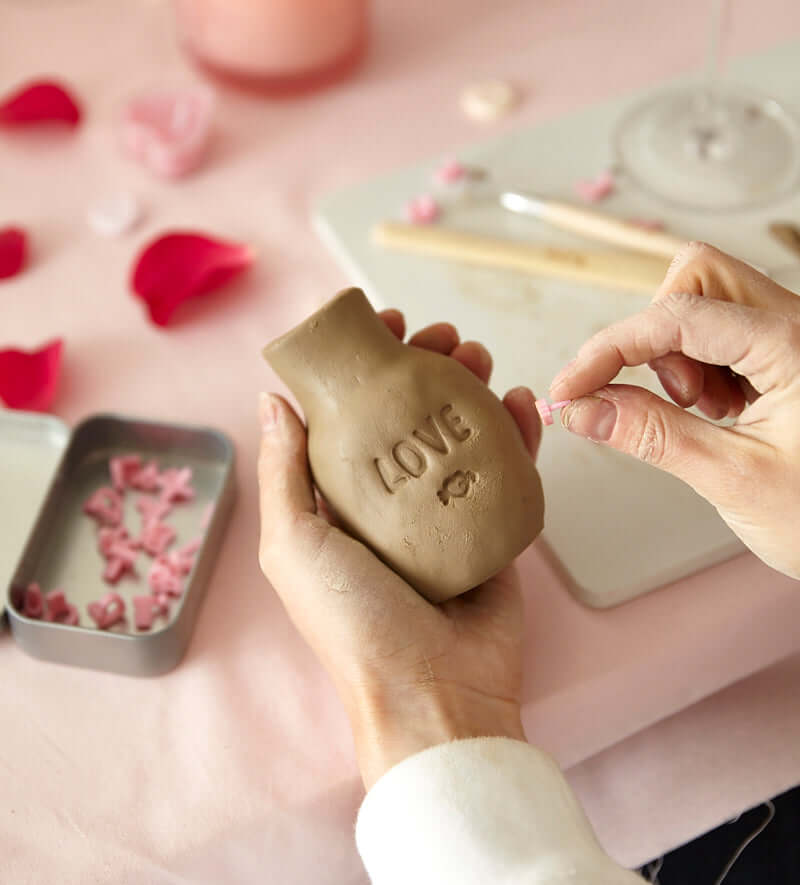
xmin=173 ymin=0 xmax=369 ymax=95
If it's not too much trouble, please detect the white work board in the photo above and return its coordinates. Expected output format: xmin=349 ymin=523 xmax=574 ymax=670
xmin=314 ymin=42 xmax=800 ymax=607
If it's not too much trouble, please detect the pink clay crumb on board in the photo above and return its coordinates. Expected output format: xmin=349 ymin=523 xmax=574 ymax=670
xmin=575 ymin=169 xmax=615 ymax=203
xmin=433 ymin=159 xmax=468 ymax=185
xmin=404 ymin=194 xmax=440 ymax=224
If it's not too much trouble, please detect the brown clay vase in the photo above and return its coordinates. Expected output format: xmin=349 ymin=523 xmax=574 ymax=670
xmin=262 ymin=287 xmax=544 ymax=603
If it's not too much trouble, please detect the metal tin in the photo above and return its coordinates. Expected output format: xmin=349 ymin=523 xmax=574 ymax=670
xmin=5 ymin=413 xmax=235 ymax=676
xmin=0 ymin=410 xmax=70 ymax=617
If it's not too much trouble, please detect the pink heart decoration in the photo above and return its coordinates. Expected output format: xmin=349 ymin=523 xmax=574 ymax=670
xmin=121 ymin=88 xmax=215 ymax=179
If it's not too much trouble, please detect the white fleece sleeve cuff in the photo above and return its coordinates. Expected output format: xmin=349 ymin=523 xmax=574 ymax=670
xmin=356 ymin=737 xmax=643 ymax=885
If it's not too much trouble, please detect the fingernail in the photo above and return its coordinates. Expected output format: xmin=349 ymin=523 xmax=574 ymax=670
xmin=656 ymin=368 xmax=688 ymax=403
xmin=562 ymin=396 xmax=616 ymax=442
xmin=259 ymin=392 xmax=279 ymax=432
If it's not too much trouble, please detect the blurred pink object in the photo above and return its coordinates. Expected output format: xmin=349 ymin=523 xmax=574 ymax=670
xmin=575 ymin=169 xmax=615 ymax=203
xmin=88 ymin=593 xmax=126 ymax=630
xmin=121 ymin=88 xmax=214 ymax=179
xmin=434 ymin=159 xmax=468 ymax=185
xmin=173 ymin=0 xmax=368 ymax=95
xmin=535 ymin=398 xmax=571 ymax=426
xmin=132 ymin=595 xmax=160 ymax=631
xmin=23 ymin=583 xmax=44 ymax=619
xmin=405 ymin=194 xmax=440 ymax=225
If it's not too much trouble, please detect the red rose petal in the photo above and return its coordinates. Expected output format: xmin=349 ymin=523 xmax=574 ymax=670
xmin=130 ymin=232 xmax=254 ymax=327
xmin=0 ymin=339 xmax=63 ymax=411
xmin=0 ymin=80 xmax=81 ymax=127
xmin=0 ymin=227 xmax=27 ymax=280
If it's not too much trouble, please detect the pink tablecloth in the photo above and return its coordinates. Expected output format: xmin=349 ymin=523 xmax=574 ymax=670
xmin=1 ymin=1 xmax=799 ymax=882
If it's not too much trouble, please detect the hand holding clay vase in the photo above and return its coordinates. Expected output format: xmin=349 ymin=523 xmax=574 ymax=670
xmin=263 ymin=289 xmax=544 ymax=603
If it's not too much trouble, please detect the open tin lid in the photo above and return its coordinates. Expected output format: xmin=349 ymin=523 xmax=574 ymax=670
xmin=0 ymin=409 xmax=70 ymax=617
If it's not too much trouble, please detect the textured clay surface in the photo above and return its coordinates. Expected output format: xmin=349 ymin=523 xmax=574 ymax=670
xmin=263 ymin=288 xmax=544 ymax=602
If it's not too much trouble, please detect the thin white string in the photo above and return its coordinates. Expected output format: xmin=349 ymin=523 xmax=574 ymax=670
xmin=713 ymin=800 xmax=775 ymax=885
xmin=641 ymin=856 xmax=663 ymax=883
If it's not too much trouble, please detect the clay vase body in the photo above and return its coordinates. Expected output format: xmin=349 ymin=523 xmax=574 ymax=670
xmin=263 ymin=288 xmax=544 ymax=603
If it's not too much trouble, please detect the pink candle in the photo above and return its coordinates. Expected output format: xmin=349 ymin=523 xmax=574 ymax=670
xmin=173 ymin=0 xmax=369 ymax=95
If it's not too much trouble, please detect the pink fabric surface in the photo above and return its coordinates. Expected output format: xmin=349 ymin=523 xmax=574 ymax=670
xmin=1 ymin=1 xmax=799 ymax=882
xmin=568 ymin=651 xmax=800 ymax=869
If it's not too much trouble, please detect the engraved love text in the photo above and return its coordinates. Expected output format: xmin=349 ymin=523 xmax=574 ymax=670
xmin=374 ymin=404 xmax=472 ymax=494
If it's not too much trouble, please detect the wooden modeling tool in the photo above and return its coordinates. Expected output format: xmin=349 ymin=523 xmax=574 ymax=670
xmin=500 ymin=191 xmax=687 ymax=259
xmin=372 ymin=222 xmax=669 ymax=294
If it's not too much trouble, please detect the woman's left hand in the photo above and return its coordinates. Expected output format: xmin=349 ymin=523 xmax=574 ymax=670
xmin=257 ymin=311 xmax=541 ymax=789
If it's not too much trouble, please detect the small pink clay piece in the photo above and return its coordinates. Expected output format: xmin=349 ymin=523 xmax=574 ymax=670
xmin=139 ymin=520 xmax=176 ymax=557
xmin=153 ymin=592 xmax=171 ymax=615
xmin=132 ymin=595 xmax=161 ymax=630
xmin=434 ymin=159 xmax=468 ymax=185
xmin=136 ymin=494 xmax=172 ymax=524
xmin=164 ymin=543 xmax=198 ymax=577
xmin=130 ymin=461 xmax=161 ymax=492
xmin=179 ymin=538 xmax=202 ymax=557
xmin=44 ymin=589 xmax=68 ymax=619
xmin=98 ymin=526 xmax=139 ymax=557
xmin=157 ymin=467 xmax=194 ymax=504
xmin=110 ymin=454 xmax=142 ymax=491
xmin=58 ymin=605 xmax=79 ymax=626
xmin=103 ymin=556 xmax=133 ymax=584
xmin=121 ymin=88 xmax=215 ymax=180
xmin=148 ymin=557 xmax=183 ymax=597
xmin=83 ymin=486 xmax=124 ymax=527
xmin=535 ymin=398 xmax=571 ymax=426
xmin=575 ymin=169 xmax=615 ymax=203
xmin=108 ymin=539 xmax=138 ymax=568
xmin=45 ymin=590 xmax=79 ymax=626
xmin=88 ymin=592 xmax=125 ymax=629
xmin=404 ymin=194 xmax=440 ymax=225
xmin=23 ymin=583 xmax=44 ymax=618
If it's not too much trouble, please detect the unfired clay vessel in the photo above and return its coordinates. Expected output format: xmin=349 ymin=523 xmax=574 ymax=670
xmin=262 ymin=288 xmax=544 ymax=602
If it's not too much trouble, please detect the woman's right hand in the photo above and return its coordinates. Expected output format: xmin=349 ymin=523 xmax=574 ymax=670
xmin=549 ymin=242 xmax=800 ymax=580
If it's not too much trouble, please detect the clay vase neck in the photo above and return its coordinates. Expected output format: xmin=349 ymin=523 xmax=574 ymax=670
xmin=263 ymin=288 xmax=402 ymax=413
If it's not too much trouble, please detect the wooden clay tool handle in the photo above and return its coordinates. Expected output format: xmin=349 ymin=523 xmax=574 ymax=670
xmin=500 ymin=191 xmax=687 ymax=260
xmin=539 ymin=199 xmax=687 ymax=260
xmin=372 ymin=222 xmax=670 ymax=294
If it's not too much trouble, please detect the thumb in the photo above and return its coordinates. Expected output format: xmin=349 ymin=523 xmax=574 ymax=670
xmin=561 ymin=384 xmax=765 ymax=509
xmin=256 ymin=392 xmax=317 ymax=572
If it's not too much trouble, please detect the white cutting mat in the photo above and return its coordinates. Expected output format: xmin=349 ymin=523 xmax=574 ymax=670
xmin=314 ymin=42 xmax=800 ymax=607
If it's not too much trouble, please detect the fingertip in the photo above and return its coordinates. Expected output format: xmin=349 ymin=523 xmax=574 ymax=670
xmin=503 ymin=386 xmax=542 ymax=461
xmin=257 ymin=394 xmax=307 ymax=471
xmin=693 ymin=391 xmax=729 ymax=422
xmin=259 ymin=391 xmax=279 ymax=435
xmin=408 ymin=322 xmax=460 ymax=354
xmin=451 ymin=340 xmax=493 ymax=384
xmin=548 ymin=359 xmax=577 ymax=399
xmin=379 ymin=309 xmax=406 ymax=340
xmin=257 ymin=394 xmax=317 ymax=554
